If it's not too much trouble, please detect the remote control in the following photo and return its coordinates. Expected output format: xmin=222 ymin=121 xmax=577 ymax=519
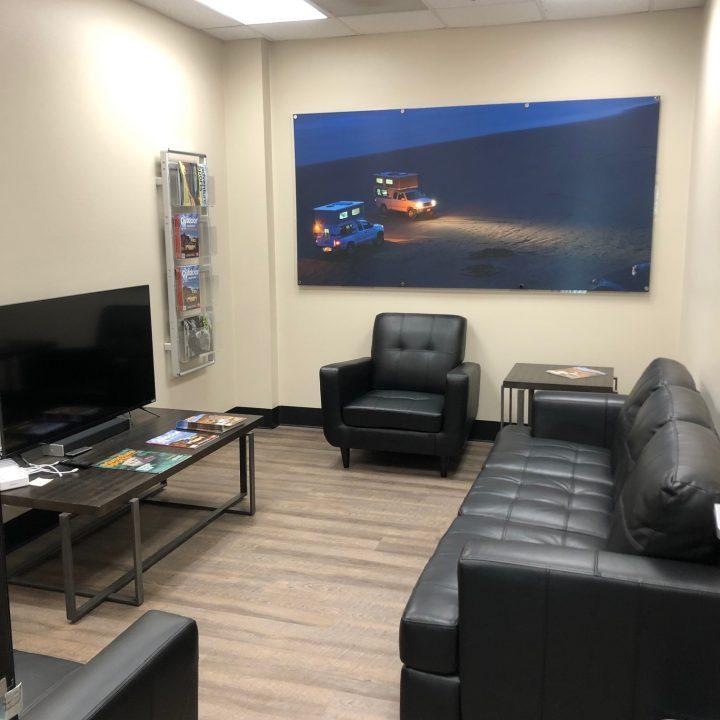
xmin=65 ymin=446 xmax=93 ymax=458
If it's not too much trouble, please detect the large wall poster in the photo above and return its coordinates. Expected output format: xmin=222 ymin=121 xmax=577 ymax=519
xmin=293 ymin=97 xmax=660 ymax=291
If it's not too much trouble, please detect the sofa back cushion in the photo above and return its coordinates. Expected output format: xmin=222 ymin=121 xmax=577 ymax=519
xmin=613 ymin=385 xmax=715 ymax=487
xmin=372 ymin=313 xmax=466 ymax=394
xmin=627 ymin=385 xmax=714 ymax=457
xmin=611 ymin=358 xmax=696 ymax=481
xmin=607 ymin=420 xmax=720 ymax=562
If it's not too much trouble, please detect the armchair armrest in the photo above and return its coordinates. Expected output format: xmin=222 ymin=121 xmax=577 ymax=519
xmin=532 ymin=390 xmax=626 ymax=447
xmin=24 ymin=610 xmax=198 ymax=720
xmin=319 ymin=357 xmax=373 ymax=442
xmin=458 ymin=539 xmax=720 ymax=720
xmin=442 ymin=363 xmax=480 ymax=440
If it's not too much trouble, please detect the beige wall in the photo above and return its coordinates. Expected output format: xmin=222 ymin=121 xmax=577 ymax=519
xmin=259 ymin=10 xmax=702 ymax=421
xmin=681 ymin=0 xmax=720 ymax=423
xmin=0 ymin=0 xmax=237 ymax=415
xmin=223 ymin=39 xmax=280 ymax=409
xmin=0 ymin=3 xmax=707 ymax=435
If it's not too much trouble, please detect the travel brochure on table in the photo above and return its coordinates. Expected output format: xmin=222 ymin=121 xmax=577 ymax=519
xmin=147 ymin=429 xmax=219 ymax=449
xmin=94 ymin=448 xmax=187 ymax=473
xmin=546 ymin=366 xmax=607 ymax=380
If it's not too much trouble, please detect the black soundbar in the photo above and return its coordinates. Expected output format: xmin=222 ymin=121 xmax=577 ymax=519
xmin=41 ymin=416 xmax=130 ymax=457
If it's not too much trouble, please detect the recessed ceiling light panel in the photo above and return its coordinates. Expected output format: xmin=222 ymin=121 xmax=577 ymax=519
xmin=195 ymin=0 xmax=326 ymax=24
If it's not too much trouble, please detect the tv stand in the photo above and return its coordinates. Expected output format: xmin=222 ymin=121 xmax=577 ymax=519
xmin=42 ymin=416 xmax=131 ymax=457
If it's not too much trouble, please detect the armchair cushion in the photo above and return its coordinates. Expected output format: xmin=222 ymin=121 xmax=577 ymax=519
xmin=372 ymin=313 xmax=466 ymax=394
xmin=343 ymin=390 xmax=444 ymax=433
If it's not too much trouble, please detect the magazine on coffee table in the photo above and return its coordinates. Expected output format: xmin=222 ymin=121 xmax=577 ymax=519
xmin=147 ymin=429 xmax=219 ymax=450
xmin=546 ymin=366 xmax=607 ymax=380
xmin=94 ymin=448 xmax=188 ymax=473
xmin=176 ymin=413 xmax=246 ymax=433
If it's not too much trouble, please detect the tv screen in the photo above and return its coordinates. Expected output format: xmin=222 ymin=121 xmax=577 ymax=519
xmin=0 ymin=286 xmax=155 ymax=458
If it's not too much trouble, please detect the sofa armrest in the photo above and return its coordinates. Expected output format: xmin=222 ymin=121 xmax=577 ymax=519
xmin=443 ymin=363 xmax=480 ymax=440
xmin=458 ymin=539 xmax=720 ymax=720
xmin=24 ymin=611 xmax=198 ymax=720
xmin=532 ymin=390 xmax=626 ymax=447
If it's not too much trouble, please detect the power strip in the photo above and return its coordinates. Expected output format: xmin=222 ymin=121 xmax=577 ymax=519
xmin=0 ymin=459 xmax=30 ymax=491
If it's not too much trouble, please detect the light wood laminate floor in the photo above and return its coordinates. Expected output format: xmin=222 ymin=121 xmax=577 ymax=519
xmin=9 ymin=425 xmax=490 ymax=720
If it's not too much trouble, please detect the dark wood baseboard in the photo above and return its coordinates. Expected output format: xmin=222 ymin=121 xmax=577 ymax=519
xmin=228 ymin=405 xmax=500 ymax=441
xmin=227 ymin=406 xmax=279 ymax=428
xmin=469 ymin=420 xmax=500 ymax=442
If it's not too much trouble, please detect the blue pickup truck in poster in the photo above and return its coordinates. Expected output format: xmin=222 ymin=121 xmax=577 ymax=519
xmin=313 ymin=201 xmax=384 ymax=255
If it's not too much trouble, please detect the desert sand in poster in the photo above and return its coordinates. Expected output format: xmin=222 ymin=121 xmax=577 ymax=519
xmin=294 ymin=98 xmax=660 ymax=291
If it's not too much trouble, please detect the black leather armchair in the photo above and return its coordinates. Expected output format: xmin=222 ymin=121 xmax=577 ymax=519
xmin=17 ymin=610 xmax=198 ymax=719
xmin=320 ymin=313 xmax=480 ymax=477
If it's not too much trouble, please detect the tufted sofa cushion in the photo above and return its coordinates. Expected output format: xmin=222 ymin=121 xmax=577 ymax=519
xmin=401 ymin=425 xmax=614 ymax=676
xmin=461 ymin=426 xmax=614 ymax=545
xmin=371 ymin=313 xmax=466 ymax=394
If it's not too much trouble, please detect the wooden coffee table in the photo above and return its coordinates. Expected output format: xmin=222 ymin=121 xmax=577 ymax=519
xmin=501 ymin=363 xmax=615 ymax=427
xmin=3 ymin=408 xmax=262 ymax=622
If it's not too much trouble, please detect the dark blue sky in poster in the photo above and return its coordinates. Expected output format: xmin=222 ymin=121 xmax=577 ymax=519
xmin=294 ymin=97 xmax=657 ymax=167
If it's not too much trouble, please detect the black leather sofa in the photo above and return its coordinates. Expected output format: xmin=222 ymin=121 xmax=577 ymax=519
xmin=320 ymin=313 xmax=480 ymax=476
xmin=17 ymin=610 xmax=198 ymax=719
xmin=400 ymin=358 xmax=720 ymax=720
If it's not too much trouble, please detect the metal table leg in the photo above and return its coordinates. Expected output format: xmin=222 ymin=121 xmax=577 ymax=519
xmin=59 ymin=513 xmax=76 ymax=622
xmin=517 ymin=389 xmax=526 ymax=426
xmin=130 ymin=498 xmax=144 ymax=605
xmin=240 ymin=432 xmax=248 ymax=496
xmin=59 ymin=499 xmax=144 ymax=624
xmin=248 ymin=432 xmax=256 ymax=516
xmin=528 ymin=389 xmax=535 ymax=427
xmin=500 ymin=385 xmax=505 ymax=428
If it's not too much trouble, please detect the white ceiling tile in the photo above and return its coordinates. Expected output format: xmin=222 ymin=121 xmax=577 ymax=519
xmin=541 ymin=0 xmax=650 ymax=20
xmin=250 ymin=18 xmax=355 ymax=40
xmin=425 ymin=0 xmax=527 ymax=8
xmin=204 ymin=25 xmax=264 ymax=39
xmin=650 ymin=0 xmax=704 ymax=9
xmin=437 ymin=2 xmax=543 ymax=26
xmin=340 ymin=10 xmax=445 ymax=33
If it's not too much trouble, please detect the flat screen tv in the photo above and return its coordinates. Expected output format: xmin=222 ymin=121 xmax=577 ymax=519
xmin=0 ymin=286 xmax=155 ymax=458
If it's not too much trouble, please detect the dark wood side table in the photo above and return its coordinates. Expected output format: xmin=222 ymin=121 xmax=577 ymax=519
xmin=501 ymin=363 xmax=616 ymax=427
xmin=3 ymin=408 xmax=262 ymax=623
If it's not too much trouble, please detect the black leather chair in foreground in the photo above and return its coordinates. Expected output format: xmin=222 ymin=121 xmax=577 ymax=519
xmin=17 ymin=610 xmax=198 ymax=719
xmin=400 ymin=358 xmax=720 ymax=720
xmin=320 ymin=313 xmax=480 ymax=477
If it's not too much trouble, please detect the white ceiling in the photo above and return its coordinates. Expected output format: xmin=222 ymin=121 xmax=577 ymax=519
xmin=132 ymin=0 xmax=705 ymax=41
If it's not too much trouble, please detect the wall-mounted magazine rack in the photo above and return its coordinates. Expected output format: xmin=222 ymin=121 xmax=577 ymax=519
xmin=157 ymin=149 xmax=216 ymax=377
